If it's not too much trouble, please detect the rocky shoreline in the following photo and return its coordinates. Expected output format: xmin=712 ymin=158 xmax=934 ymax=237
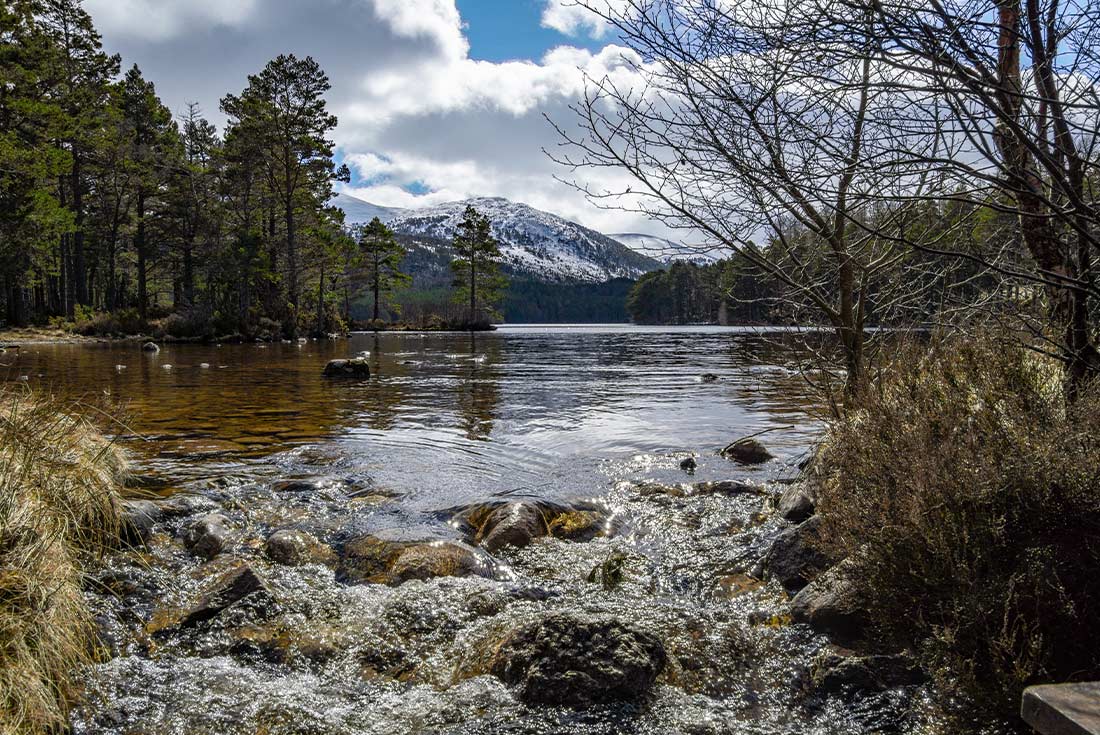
xmin=79 ymin=438 xmax=935 ymax=734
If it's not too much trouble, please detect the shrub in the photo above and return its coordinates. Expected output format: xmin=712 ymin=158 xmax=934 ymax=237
xmin=814 ymin=338 xmax=1100 ymax=730
xmin=72 ymin=308 xmax=148 ymax=337
xmin=157 ymin=308 xmax=215 ymax=340
xmin=0 ymin=389 xmax=125 ymax=733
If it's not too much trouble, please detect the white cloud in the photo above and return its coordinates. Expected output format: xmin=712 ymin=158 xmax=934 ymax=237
xmin=85 ymin=0 xmax=259 ymax=41
xmin=91 ymin=0 xmax=677 ymax=238
xmin=540 ymin=1 xmax=627 ymax=39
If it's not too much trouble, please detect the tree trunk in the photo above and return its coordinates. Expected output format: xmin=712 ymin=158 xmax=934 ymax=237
xmin=72 ymin=152 xmax=87 ymax=307
xmin=136 ymin=187 xmax=148 ymax=319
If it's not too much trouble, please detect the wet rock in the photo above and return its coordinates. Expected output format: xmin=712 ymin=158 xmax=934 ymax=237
xmin=454 ymin=500 xmax=609 ymax=550
xmin=809 ymin=648 xmax=925 ymax=696
xmin=546 ymin=509 xmax=605 ymax=541
xmin=763 ymin=516 xmax=832 ymax=593
xmin=120 ymin=499 xmax=163 ymax=545
xmin=141 ymin=341 xmax=160 ymax=352
xmin=322 ymin=358 xmax=370 ymax=378
xmin=722 ymin=437 xmax=774 ymax=465
xmin=679 ymin=456 xmax=698 ymax=473
xmin=389 ymin=542 xmax=490 ymax=584
xmin=157 ymin=493 xmax=218 ymax=518
xmin=490 ymin=614 xmax=666 ymax=706
xmin=716 ymin=573 xmax=764 ymax=600
xmin=264 ymin=529 xmax=336 ymax=567
xmin=336 ymin=534 xmax=492 ymax=586
xmin=182 ymin=513 xmax=232 ymax=560
xmin=272 ymin=479 xmax=320 ymax=493
xmin=701 ymin=373 xmax=719 ymax=383
xmin=791 ymin=559 xmax=869 ymax=644
xmin=778 ymin=484 xmax=816 ymax=523
xmin=692 ymin=480 xmax=766 ymax=496
xmin=475 ymin=502 xmax=548 ymax=552
xmin=174 ymin=563 xmax=275 ymax=630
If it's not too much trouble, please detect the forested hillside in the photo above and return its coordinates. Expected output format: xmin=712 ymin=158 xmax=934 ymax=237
xmin=1 ymin=1 xmax=352 ymax=338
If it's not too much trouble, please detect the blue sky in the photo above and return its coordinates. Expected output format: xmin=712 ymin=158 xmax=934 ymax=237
xmin=458 ymin=0 xmax=604 ymax=61
xmin=86 ymin=0 xmax=662 ymax=236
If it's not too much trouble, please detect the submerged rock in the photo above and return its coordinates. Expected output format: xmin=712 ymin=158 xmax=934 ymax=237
xmin=809 ymin=648 xmax=925 ymax=696
xmin=490 ymin=614 xmax=666 ymax=706
xmin=182 ymin=513 xmax=232 ymax=560
xmin=679 ymin=456 xmax=698 ymax=473
xmin=701 ymin=373 xmax=719 ymax=383
xmin=141 ymin=341 xmax=160 ymax=352
xmin=264 ymin=529 xmax=335 ymax=567
xmin=336 ymin=534 xmax=492 ymax=586
xmin=173 ymin=563 xmax=274 ymax=631
xmin=722 ymin=437 xmax=775 ymax=465
xmin=778 ymin=484 xmax=816 ymax=523
xmin=763 ymin=516 xmax=832 ymax=593
xmin=791 ymin=559 xmax=868 ymax=644
xmin=322 ymin=358 xmax=370 ymax=378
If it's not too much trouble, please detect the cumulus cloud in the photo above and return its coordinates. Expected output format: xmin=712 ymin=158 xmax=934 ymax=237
xmin=91 ymin=0 xmax=678 ymax=238
xmin=540 ymin=1 xmax=626 ymax=39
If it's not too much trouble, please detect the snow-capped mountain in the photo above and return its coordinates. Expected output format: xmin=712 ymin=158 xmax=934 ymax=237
xmin=337 ymin=194 xmax=660 ymax=283
xmin=611 ymin=233 xmax=724 ymax=265
xmin=332 ymin=193 xmax=407 ymax=225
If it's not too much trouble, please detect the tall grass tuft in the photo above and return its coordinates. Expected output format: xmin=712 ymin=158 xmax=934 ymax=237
xmin=814 ymin=338 xmax=1100 ymax=729
xmin=0 ymin=388 xmax=125 ymax=733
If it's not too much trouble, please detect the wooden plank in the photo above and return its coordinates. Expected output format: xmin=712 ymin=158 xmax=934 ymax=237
xmin=1023 ymin=683 xmax=1100 ymax=735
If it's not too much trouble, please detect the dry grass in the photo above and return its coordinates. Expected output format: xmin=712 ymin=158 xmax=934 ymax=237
xmin=0 ymin=388 xmax=125 ymax=734
xmin=814 ymin=338 xmax=1100 ymax=730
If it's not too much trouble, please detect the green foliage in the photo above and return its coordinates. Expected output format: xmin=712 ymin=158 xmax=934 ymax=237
xmin=356 ymin=218 xmax=410 ymax=322
xmin=627 ymin=257 xmax=773 ymax=325
xmin=815 ymin=339 xmax=1100 ymax=729
xmin=451 ymin=206 xmax=507 ymax=324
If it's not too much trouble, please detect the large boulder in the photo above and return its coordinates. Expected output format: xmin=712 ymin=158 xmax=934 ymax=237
xmin=336 ymin=534 xmax=492 ymax=586
xmin=182 ymin=513 xmax=232 ymax=560
xmin=722 ymin=437 xmax=774 ymax=465
xmin=322 ymin=358 xmax=370 ymax=379
xmin=791 ymin=559 xmax=869 ymax=644
xmin=264 ymin=529 xmax=336 ymax=567
xmin=763 ymin=516 xmax=832 ymax=593
xmin=141 ymin=341 xmax=160 ymax=352
xmin=490 ymin=614 xmax=666 ymax=706
xmin=778 ymin=484 xmax=816 ymax=523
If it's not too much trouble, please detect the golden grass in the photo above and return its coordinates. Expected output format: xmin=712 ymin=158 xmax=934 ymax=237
xmin=0 ymin=388 xmax=125 ymax=734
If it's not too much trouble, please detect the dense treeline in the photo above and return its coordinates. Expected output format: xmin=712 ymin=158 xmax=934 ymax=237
xmin=2 ymin=1 xmax=349 ymax=337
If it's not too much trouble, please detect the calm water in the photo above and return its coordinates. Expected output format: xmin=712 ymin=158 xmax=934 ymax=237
xmin=8 ymin=326 xmax=926 ymax=735
xmin=6 ymin=325 xmax=820 ymax=496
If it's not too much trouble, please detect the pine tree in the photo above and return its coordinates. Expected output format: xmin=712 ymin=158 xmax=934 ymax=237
xmin=39 ymin=0 xmax=119 ymax=314
xmin=0 ymin=0 xmax=71 ymax=324
xmin=118 ymin=64 xmax=178 ymax=318
xmin=221 ymin=54 xmax=348 ymax=335
xmin=357 ymin=217 xmax=409 ymax=324
xmin=450 ymin=206 xmax=506 ymax=326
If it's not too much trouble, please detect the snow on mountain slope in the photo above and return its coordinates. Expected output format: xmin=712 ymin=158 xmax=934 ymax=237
xmin=333 ymin=194 xmax=407 ymax=225
xmin=366 ymin=196 xmax=663 ymax=282
xmin=611 ymin=233 xmax=724 ymax=265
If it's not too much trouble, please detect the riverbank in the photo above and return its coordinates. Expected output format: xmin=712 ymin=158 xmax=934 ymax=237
xmin=0 ymin=390 xmax=126 ymax=733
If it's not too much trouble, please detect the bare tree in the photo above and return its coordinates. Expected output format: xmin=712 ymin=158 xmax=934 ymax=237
xmin=548 ymin=0 xmax=954 ymax=396
xmin=815 ymin=0 xmax=1100 ymax=399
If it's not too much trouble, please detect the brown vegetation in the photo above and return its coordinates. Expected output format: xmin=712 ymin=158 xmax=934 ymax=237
xmin=814 ymin=339 xmax=1100 ymax=726
xmin=0 ymin=389 xmax=125 ymax=733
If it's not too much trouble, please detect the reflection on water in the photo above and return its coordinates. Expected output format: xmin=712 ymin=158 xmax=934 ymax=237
xmin=3 ymin=326 xmax=819 ymax=495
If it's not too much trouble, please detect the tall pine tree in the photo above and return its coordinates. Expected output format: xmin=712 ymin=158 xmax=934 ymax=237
xmin=357 ymin=217 xmax=409 ymax=324
xmin=450 ymin=205 xmax=506 ymax=326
